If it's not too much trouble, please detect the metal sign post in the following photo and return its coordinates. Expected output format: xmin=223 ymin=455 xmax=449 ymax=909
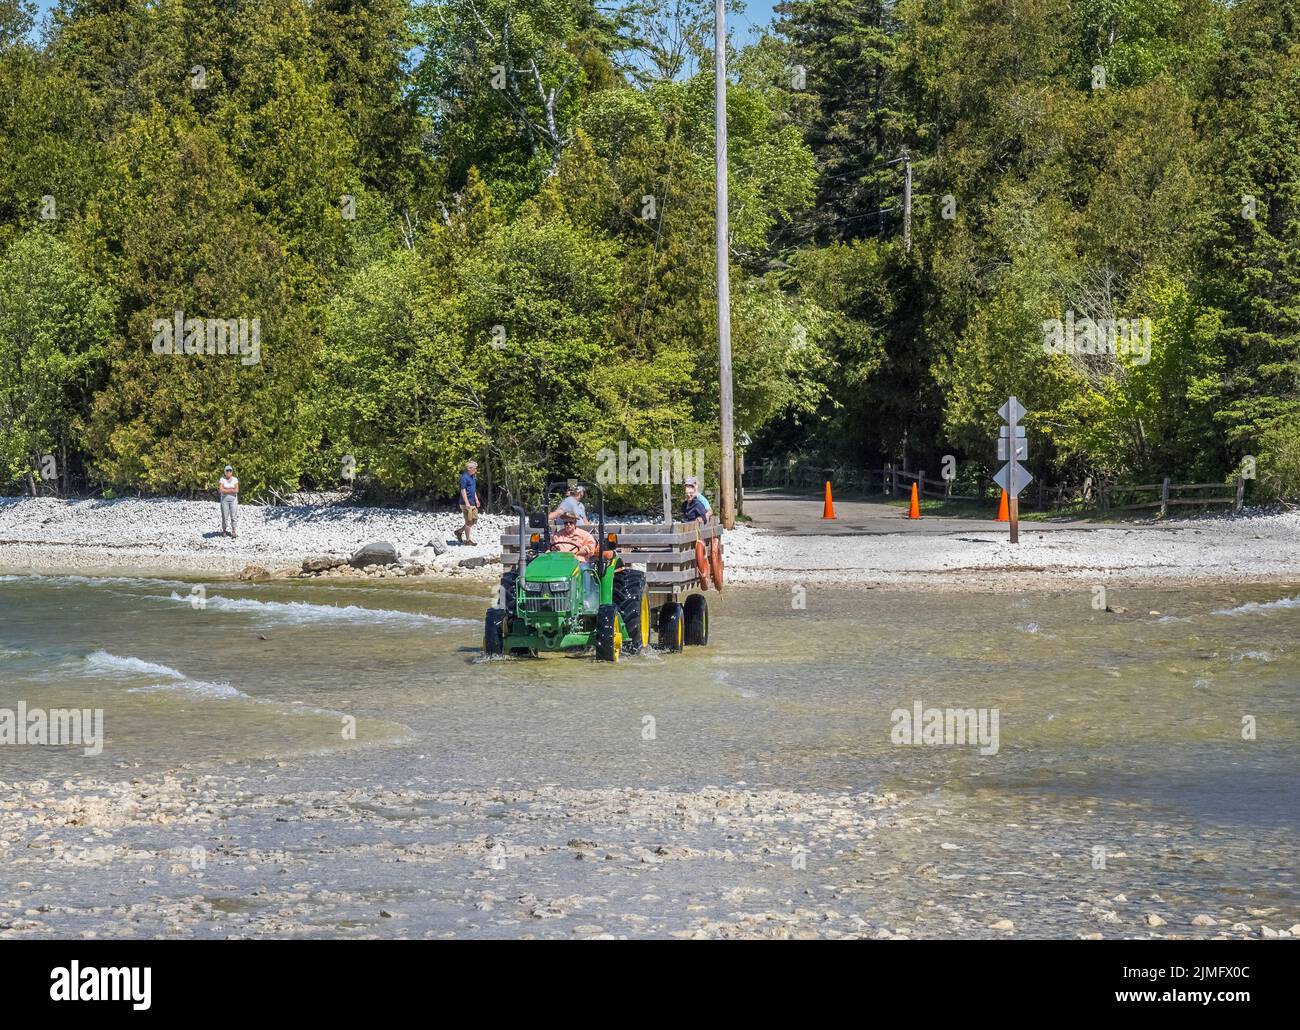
xmin=994 ymin=396 xmax=1033 ymax=544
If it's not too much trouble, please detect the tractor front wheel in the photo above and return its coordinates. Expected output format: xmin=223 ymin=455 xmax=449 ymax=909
xmin=658 ymin=602 xmax=684 ymax=653
xmin=484 ymin=608 xmax=507 ymax=655
xmin=595 ymin=604 xmax=622 ymax=662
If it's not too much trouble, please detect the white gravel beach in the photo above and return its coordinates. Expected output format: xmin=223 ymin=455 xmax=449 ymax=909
xmin=1 ymin=495 xmax=1299 ymax=590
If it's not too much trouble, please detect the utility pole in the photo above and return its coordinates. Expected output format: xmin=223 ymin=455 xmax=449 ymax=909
xmin=901 ymin=147 xmax=912 ymax=255
xmin=715 ymin=0 xmax=736 ymax=530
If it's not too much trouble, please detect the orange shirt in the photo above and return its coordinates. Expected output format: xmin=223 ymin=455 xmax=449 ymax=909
xmin=552 ymin=524 xmax=596 ymax=561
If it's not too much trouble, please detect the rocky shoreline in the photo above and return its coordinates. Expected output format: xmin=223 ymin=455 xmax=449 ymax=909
xmin=4 ymin=495 xmax=1300 ymax=592
xmin=3 ymin=766 xmax=1296 ymax=940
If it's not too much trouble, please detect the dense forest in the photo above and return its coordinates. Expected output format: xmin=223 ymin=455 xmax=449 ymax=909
xmin=0 ymin=0 xmax=1297 ymax=507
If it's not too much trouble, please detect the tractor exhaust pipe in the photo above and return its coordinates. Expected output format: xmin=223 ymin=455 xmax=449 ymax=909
xmin=511 ymin=505 xmax=526 ymax=582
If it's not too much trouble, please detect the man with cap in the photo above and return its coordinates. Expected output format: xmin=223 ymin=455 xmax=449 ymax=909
xmin=549 ymin=483 xmax=588 ymax=526
xmin=219 ymin=464 xmax=240 ymax=539
xmin=456 ymin=459 xmax=478 ymax=545
xmin=682 ymin=476 xmax=711 ymax=525
xmin=550 ymin=509 xmax=596 ymax=561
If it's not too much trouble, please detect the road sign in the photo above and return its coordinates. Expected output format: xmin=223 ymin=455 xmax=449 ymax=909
xmin=998 ymin=437 xmax=1029 ymax=461
xmin=998 ymin=397 xmax=1026 ymax=424
xmin=997 ymin=395 xmax=1029 ymax=545
xmin=993 ymin=461 xmax=1033 ymax=495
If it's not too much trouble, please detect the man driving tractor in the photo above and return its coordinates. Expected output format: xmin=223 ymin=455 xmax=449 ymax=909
xmin=550 ymin=509 xmax=596 ymax=561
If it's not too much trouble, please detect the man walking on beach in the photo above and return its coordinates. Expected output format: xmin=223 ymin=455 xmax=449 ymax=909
xmin=456 ymin=459 xmax=478 ymax=546
xmin=219 ymin=464 xmax=240 ymax=539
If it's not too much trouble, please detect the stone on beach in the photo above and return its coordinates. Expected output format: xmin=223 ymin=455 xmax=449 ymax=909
xmin=350 ymin=541 xmax=399 ymax=568
xmin=302 ymin=555 xmax=348 ymax=573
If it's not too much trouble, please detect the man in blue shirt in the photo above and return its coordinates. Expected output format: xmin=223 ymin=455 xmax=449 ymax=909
xmin=456 ymin=459 xmax=478 ymax=545
xmin=682 ymin=476 xmax=711 ymax=524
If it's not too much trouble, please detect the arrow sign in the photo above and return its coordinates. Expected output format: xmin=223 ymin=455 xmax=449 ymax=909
xmin=998 ymin=397 xmax=1026 ymax=424
xmin=998 ymin=437 xmax=1029 ymax=461
xmin=993 ymin=462 xmax=1033 ymax=497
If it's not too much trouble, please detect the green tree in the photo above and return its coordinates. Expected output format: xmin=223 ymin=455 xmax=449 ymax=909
xmin=0 ymin=229 xmax=113 ymax=492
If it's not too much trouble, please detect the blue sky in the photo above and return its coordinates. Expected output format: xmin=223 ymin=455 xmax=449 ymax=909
xmin=732 ymin=1 xmax=781 ymax=43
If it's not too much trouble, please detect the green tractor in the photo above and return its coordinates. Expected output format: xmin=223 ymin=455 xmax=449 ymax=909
xmin=483 ymin=481 xmax=709 ymax=662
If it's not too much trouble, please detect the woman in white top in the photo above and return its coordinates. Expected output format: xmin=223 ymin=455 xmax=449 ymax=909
xmin=219 ymin=465 xmax=240 ymax=538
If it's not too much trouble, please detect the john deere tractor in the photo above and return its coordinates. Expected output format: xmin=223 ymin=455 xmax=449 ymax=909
xmin=483 ymin=481 xmax=677 ymax=662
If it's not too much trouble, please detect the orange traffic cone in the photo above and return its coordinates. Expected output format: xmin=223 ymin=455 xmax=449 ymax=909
xmin=908 ymin=482 xmax=921 ymax=519
xmin=822 ymin=481 xmax=836 ymax=519
xmin=996 ymin=489 xmax=1009 ymax=522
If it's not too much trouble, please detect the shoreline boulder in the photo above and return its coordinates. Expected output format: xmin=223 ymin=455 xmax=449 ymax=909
xmin=350 ymin=540 xmax=399 ymax=568
xmin=302 ymin=555 xmax=349 ymax=574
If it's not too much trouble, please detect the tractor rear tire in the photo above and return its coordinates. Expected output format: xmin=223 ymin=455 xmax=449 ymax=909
xmin=617 ymin=573 xmax=650 ymax=652
xmin=595 ymin=604 xmax=622 ymax=663
xmin=613 ymin=568 xmax=645 ymax=604
xmin=498 ymin=571 xmax=518 ymax=609
xmin=484 ymin=608 xmax=507 ymax=655
xmin=684 ymin=593 xmax=709 ymax=646
xmin=658 ymin=602 xmax=684 ymax=653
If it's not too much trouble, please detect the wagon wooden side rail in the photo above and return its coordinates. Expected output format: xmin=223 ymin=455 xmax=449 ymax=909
xmin=500 ymin=521 xmax=722 ymax=607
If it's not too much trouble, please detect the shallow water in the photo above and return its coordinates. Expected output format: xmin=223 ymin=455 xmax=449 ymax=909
xmin=1 ymin=572 xmax=1297 ymax=935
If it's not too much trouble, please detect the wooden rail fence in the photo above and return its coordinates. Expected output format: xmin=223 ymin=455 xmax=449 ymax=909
xmin=745 ymin=459 xmax=1250 ymax=517
xmin=1100 ymin=476 xmax=1245 ymax=516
